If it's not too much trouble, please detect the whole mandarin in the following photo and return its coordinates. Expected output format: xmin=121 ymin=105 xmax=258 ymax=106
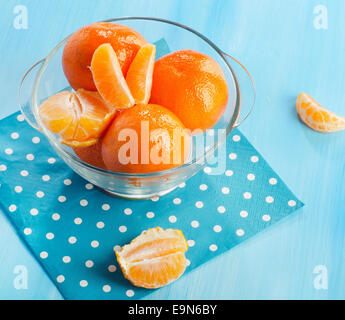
xmin=62 ymin=22 xmax=147 ymax=91
xmin=102 ymin=104 xmax=191 ymax=173
xmin=150 ymin=49 xmax=228 ymax=132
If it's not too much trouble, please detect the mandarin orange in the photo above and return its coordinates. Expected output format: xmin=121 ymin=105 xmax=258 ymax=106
xmin=115 ymin=227 xmax=188 ymax=289
xmin=102 ymin=104 xmax=191 ymax=173
xmin=150 ymin=49 xmax=228 ymax=132
xmin=62 ymin=22 xmax=147 ymax=91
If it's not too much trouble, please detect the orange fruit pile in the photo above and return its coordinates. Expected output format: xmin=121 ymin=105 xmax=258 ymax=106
xmin=115 ymin=227 xmax=188 ymax=289
xmin=296 ymin=93 xmax=345 ymax=133
xmin=39 ymin=22 xmax=229 ymax=173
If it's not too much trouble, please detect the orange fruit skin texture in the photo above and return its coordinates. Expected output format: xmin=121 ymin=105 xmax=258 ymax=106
xmin=102 ymin=104 xmax=191 ymax=174
xmin=296 ymin=93 xmax=345 ymax=133
xmin=62 ymin=22 xmax=147 ymax=91
xmin=73 ymin=139 xmax=106 ymax=169
xmin=116 ymin=227 xmax=188 ymax=289
xmin=150 ymin=49 xmax=229 ymax=133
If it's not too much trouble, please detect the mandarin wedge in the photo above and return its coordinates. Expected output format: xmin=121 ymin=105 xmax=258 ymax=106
xmin=115 ymin=227 xmax=188 ymax=289
xmin=91 ymin=43 xmax=135 ymax=109
xmin=126 ymin=43 xmax=156 ymax=105
xmin=39 ymin=89 xmax=117 ymax=147
xmin=296 ymin=93 xmax=345 ymax=133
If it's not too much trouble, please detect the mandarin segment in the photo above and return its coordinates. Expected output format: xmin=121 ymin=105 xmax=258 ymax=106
xmin=73 ymin=139 xmax=106 ymax=169
xmin=115 ymin=227 xmax=188 ymax=289
xmin=39 ymin=89 xmax=117 ymax=147
xmin=296 ymin=93 xmax=345 ymax=133
xmin=91 ymin=43 xmax=135 ymax=109
xmin=150 ymin=49 xmax=229 ymax=132
xmin=62 ymin=22 xmax=147 ymax=91
xmin=126 ymin=43 xmax=156 ymax=105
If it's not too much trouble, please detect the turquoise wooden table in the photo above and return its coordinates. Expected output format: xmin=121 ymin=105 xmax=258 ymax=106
xmin=1 ymin=0 xmax=344 ymax=300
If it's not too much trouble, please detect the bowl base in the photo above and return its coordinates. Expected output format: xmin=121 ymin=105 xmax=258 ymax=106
xmin=99 ymin=186 xmax=177 ymax=200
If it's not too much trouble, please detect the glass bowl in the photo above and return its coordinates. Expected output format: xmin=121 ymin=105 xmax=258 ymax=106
xmin=19 ymin=17 xmax=255 ymax=199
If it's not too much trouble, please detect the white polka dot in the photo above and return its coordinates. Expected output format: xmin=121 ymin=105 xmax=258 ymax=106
xmin=191 ymin=220 xmax=199 ymax=228
xmin=68 ymin=236 xmax=77 ymax=244
xmin=217 ymin=206 xmax=226 ymax=214
xmin=20 ymin=170 xmax=29 ymax=177
xmin=5 ymin=148 xmax=13 ymax=155
xmin=14 ymin=186 xmax=23 ymax=193
xmin=199 ymin=184 xmax=208 ymax=191
xmin=225 ymin=170 xmax=233 ymax=176
xmin=179 ymin=182 xmax=186 ymax=188
xmin=108 ymin=265 xmax=117 ymax=272
xmin=262 ymin=214 xmax=271 ymax=222
xmin=151 ymin=196 xmax=159 ymax=202
xmin=58 ymin=196 xmax=66 ymax=202
xmin=56 ymin=275 xmax=65 ymax=283
xmin=80 ymin=199 xmax=88 ymax=207
xmin=36 ymin=191 xmax=45 ymax=198
xmin=40 ymin=251 xmax=48 ymax=259
xmin=146 ymin=211 xmax=154 ymax=218
xmin=195 ymin=201 xmax=203 ymax=208
xmin=30 ymin=208 xmax=38 ymax=216
xmin=266 ymin=196 xmax=274 ymax=204
xmin=45 ymin=232 xmax=54 ymax=240
xmin=187 ymin=240 xmax=195 ymax=247
xmin=119 ymin=226 xmax=127 ymax=233
xmin=236 ymin=229 xmax=245 ymax=237
xmin=0 ymin=164 xmax=7 ymax=171
xmin=17 ymin=114 xmax=25 ymax=122
xmin=240 ymin=210 xmax=248 ymax=218
xmin=169 ymin=215 xmax=177 ymax=223
xmin=123 ymin=208 xmax=132 ymax=215
xmin=269 ymin=178 xmax=277 ymax=185
xmin=85 ymin=260 xmax=94 ymax=268
xmin=52 ymin=213 xmax=60 ymax=221
xmin=42 ymin=175 xmax=50 ymax=182
xmin=11 ymin=132 xmax=19 ymax=139
xmin=209 ymin=244 xmax=218 ymax=251
xmin=26 ymin=154 xmax=34 ymax=161
xmin=96 ymin=221 xmax=105 ymax=229
xmin=213 ymin=225 xmax=222 ymax=233
xmin=204 ymin=167 xmax=212 ymax=174
xmin=85 ymin=183 xmax=94 ymax=190
xmin=74 ymin=217 xmax=82 ymax=225
xmin=288 ymin=200 xmax=297 ymax=207
xmin=103 ymin=285 xmax=111 ymax=293
xmin=32 ymin=137 xmax=40 ymax=144
xmin=24 ymin=228 xmax=32 ymax=235
xmin=114 ymin=245 xmax=121 ymax=252
xmin=64 ymin=179 xmax=72 ymax=185
xmin=243 ymin=192 xmax=252 ymax=199
xmin=173 ymin=198 xmax=181 ymax=205
xmin=232 ymin=135 xmax=241 ymax=142
xmin=229 ymin=153 xmax=237 ymax=160
xmin=222 ymin=187 xmax=230 ymax=194
xmin=251 ymin=156 xmax=259 ymax=163
xmin=62 ymin=256 xmax=71 ymax=263
xmin=186 ymin=259 xmax=191 ymax=266
xmin=80 ymin=280 xmax=88 ymax=287
xmin=247 ymin=173 xmax=255 ymax=181
xmin=91 ymin=240 xmax=99 ymax=248
xmin=126 ymin=290 xmax=134 ymax=297
xmin=48 ymin=157 xmax=56 ymax=164
xmin=102 ymin=204 xmax=110 ymax=211
xmin=9 ymin=204 xmax=17 ymax=212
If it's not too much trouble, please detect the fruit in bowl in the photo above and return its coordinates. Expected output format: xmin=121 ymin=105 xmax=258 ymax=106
xmin=39 ymin=22 xmax=228 ymax=174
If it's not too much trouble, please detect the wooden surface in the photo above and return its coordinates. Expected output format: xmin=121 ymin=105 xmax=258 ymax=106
xmin=1 ymin=0 xmax=345 ymax=299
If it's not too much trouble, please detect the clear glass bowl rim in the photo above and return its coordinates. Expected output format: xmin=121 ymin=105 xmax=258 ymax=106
xmin=31 ymin=16 xmax=241 ymax=178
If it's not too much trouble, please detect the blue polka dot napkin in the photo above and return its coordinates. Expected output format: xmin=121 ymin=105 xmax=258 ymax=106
xmin=0 ymin=110 xmax=303 ymax=299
